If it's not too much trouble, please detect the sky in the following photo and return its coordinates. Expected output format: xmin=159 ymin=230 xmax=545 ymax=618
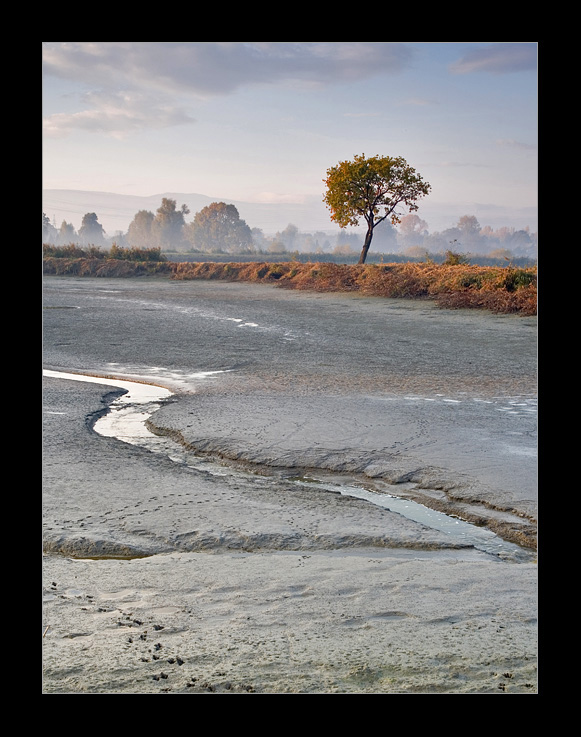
xmin=42 ymin=42 xmax=538 ymax=234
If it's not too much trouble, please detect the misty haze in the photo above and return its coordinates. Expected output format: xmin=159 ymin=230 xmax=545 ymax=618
xmin=42 ymin=189 xmax=537 ymax=265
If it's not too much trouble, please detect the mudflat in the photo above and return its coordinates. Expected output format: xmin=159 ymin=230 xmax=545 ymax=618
xmin=42 ymin=276 xmax=537 ymax=693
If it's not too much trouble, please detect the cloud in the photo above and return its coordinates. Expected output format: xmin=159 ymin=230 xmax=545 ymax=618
xmin=43 ymin=89 xmax=196 ymax=139
xmin=43 ymin=42 xmax=412 ymax=96
xmin=342 ymin=112 xmax=382 ymax=118
xmin=437 ymin=161 xmax=491 ymax=168
xmin=397 ymin=97 xmax=435 ymax=107
xmin=449 ymin=43 xmax=537 ymax=75
xmin=496 ymin=138 xmax=537 ymax=151
xmin=43 ymin=42 xmax=413 ymax=138
xmin=43 ymin=42 xmax=414 ymax=138
xmin=250 ymin=191 xmax=308 ymax=204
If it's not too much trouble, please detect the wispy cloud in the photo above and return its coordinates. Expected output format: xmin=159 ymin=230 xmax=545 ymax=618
xmin=496 ymin=138 xmax=537 ymax=151
xmin=342 ymin=112 xmax=382 ymax=118
xmin=43 ymin=42 xmax=413 ymax=138
xmin=43 ymin=90 xmax=196 ymax=139
xmin=250 ymin=191 xmax=308 ymax=204
xmin=397 ymin=97 xmax=436 ymax=107
xmin=449 ymin=43 xmax=537 ymax=75
xmin=43 ymin=42 xmax=412 ymax=96
xmin=437 ymin=161 xmax=491 ymax=168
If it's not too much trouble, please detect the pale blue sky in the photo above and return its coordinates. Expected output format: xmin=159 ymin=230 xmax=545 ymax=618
xmin=42 ymin=42 xmax=538 ymax=233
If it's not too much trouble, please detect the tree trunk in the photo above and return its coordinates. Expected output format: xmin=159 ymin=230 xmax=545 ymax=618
xmin=358 ymin=225 xmax=374 ymax=264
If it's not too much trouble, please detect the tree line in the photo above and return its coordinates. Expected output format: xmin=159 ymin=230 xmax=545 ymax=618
xmin=43 ymin=196 xmax=537 ymax=265
xmin=43 ymin=155 xmax=537 ymax=263
xmin=43 ymin=200 xmax=537 ymax=261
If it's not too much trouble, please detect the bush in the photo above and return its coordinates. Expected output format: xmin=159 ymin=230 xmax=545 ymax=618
xmin=443 ymin=249 xmax=470 ymax=266
xmin=503 ymin=268 xmax=536 ymax=292
xmin=43 ymin=243 xmax=167 ymax=262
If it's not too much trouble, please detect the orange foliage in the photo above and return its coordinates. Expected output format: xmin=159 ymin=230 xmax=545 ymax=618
xmin=171 ymin=261 xmax=537 ymax=315
xmin=43 ymin=258 xmax=537 ymax=315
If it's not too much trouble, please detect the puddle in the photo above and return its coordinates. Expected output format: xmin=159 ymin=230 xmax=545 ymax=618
xmin=44 ymin=369 xmax=534 ymax=562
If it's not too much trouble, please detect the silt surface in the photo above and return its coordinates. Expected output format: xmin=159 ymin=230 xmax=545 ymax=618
xmin=42 ymin=276 xmax=538 ymax=694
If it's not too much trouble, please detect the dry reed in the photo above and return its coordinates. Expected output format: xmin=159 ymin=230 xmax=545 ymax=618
xmin=43 ymin=258 xmax=537 ymax=315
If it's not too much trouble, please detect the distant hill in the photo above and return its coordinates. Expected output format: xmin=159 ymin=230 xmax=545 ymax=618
xmin=42 ymin=189 xmax=336 ymax=237
xmin=42 ymin=188 xmax=538 ymax=238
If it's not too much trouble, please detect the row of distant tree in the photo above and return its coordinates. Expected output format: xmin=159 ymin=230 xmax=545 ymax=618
xmin=43 ymin=198 xmax=537 ymax=259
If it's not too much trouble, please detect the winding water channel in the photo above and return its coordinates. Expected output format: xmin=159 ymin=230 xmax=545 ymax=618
xmin=43 ymin=368 xmax=533 ymax=562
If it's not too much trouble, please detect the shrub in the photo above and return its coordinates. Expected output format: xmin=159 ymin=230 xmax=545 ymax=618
xmin=503 ymin=268 xmax=536 ymax=292
xmin=443 ymin=249 xmax=470 ymax=266
xmin=42 ymin=243 xmax=167 ymax=262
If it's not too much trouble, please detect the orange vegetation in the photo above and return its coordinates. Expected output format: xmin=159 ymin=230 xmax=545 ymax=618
xmin=171 ymin=261 xmax=537 ymax=315
xmin=43 ymin=258 xmax=537 ymax=315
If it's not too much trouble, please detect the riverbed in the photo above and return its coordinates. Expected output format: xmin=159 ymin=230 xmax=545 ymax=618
xmin=42 ymin=276 xmax=538 ymax=693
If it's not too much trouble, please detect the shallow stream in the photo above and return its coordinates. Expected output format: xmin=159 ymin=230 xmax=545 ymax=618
xmin=43 ymin=369 xmax=534 ymax=562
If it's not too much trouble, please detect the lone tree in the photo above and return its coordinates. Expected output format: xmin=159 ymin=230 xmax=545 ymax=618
xmin=323 ymin=153 xmax=431 ymax=264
